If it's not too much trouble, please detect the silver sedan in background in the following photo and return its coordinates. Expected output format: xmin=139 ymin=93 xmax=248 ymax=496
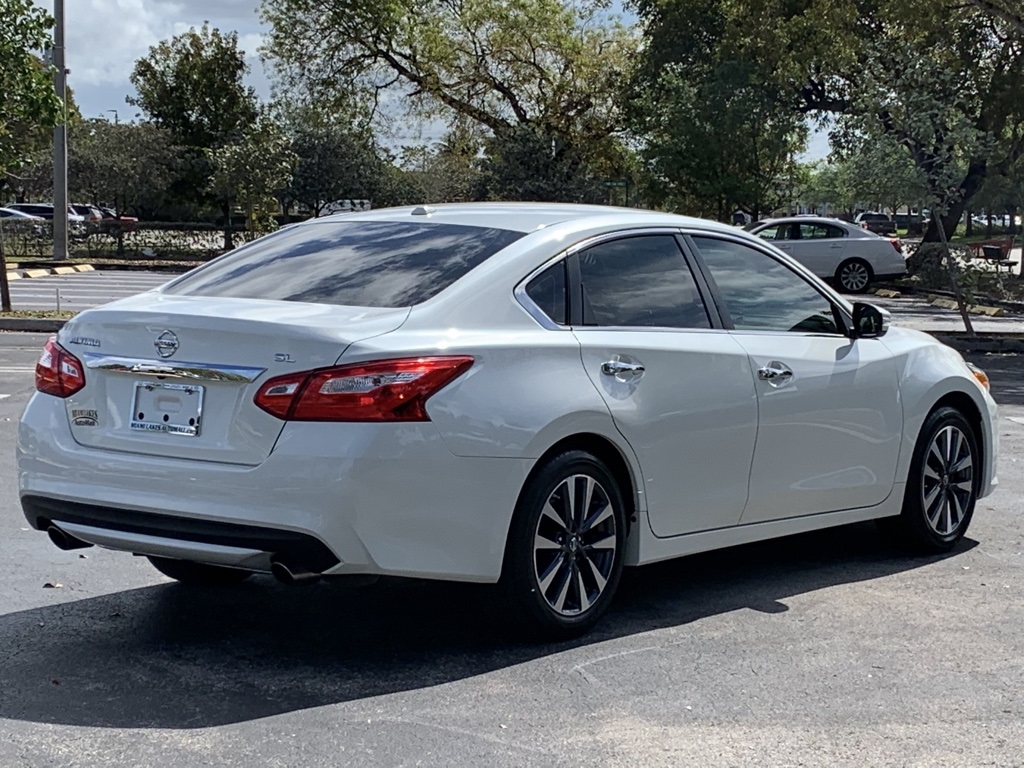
xmin=747 ymin=216 xmax=906 ymax=293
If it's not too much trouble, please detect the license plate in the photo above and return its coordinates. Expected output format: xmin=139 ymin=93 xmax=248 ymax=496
xmin=129 ymin=381 xmax=204 ymax=437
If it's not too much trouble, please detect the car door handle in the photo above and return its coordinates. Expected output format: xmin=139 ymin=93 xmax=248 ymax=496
xmin=601 ymin=360 xmax=645 ymax=377
xmin=830 ymin=244 xmax=844 ymax=249
xmin=757 ymin=361 xmax=793 ymax=382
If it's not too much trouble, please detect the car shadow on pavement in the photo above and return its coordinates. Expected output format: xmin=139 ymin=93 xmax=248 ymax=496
xmin=0 ymin=521 xmax=975 ymax=729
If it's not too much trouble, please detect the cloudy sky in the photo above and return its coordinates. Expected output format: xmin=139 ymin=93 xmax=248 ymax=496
xmin=36 ymin=0 xmax=270 ymax=122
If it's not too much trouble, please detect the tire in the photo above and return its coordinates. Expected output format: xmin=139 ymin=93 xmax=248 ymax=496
xmin=835 ymin=258 xmax=873 ymax=293
xmin=880 ymin=406 xmax=979 ymax=553
xmin=148 ymin=556 xmax=252 ymax=586
xmin=500 ymin=450 xmax=627 ymax=639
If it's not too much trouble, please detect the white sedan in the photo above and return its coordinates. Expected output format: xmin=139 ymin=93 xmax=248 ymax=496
xmin=18 ymin=204 xmax=997 ymax=638
xmin=746 ymin=216 xmax=907 ymax=293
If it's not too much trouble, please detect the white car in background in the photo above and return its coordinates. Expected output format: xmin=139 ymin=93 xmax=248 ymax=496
xmin=18 ymin=203 xmax=997 ymax=638
xmin=746 ymin=216 xmax=906 ymax=293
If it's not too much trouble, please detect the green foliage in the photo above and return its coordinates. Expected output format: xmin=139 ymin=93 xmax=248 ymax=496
xmin=629 ymin=0 xmax=808 ymax=218
xmin=275 ymin=104 xmax=387 ymax=216
xmin=0 ymin=0 xmax=62 ymax=178
xmin=261 ymin=0 xmax=638 ymax=200
xmin=805 ymin=139 xmax=929 ymax=217
xmin=400 ymin=122 xmax=484 ymax=204
xmin=206 ymin=113 xmax=296 ymax=233
xmin=129 ymin=24 xmax=258 ymax=151
xmin=68 ymin=119 xmax=183 ymax=217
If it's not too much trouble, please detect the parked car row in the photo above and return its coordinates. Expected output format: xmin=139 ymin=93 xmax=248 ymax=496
xmin=1 ymin=203 xmax=137 ymax=236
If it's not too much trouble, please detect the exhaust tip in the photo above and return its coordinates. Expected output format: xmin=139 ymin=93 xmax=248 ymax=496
xmin=47 ymin=525 xmax=93 ymax=551
xmin=270 ymin=559 xmax=320 ymax=585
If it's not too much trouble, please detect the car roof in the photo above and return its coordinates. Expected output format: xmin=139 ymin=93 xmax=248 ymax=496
xmin=304 ymin=202 xmax=740 ymax=236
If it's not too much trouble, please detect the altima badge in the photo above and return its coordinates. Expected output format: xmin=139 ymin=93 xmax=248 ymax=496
xmin=154 ymin=330 xmax=180 ymax=359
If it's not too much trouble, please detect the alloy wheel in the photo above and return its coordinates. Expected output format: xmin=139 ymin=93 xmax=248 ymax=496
xmin=839 ymin=261 xmax=870 ymax=292
xmin=532 ymin=474 xmax=617 ymax=616
xmin=921 ymin=424 xmax=974 ymax=537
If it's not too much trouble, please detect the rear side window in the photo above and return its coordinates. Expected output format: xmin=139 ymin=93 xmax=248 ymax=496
xmin=164 ymin=221 xmax=525 ymax=308
xmin=578 ymin=235 xmax=711 ymax=328
xmin=525 ymin=260 xmax=567 ymax=325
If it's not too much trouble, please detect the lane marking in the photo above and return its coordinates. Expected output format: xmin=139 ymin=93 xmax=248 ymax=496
xmin=0 ymin=394 xmax=10 ymax=400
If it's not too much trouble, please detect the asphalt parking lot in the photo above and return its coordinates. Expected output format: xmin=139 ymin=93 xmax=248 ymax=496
xmin=0 ymin=332 xmax=1022 ymax=766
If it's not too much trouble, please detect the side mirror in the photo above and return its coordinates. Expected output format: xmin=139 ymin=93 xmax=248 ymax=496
xmin=851 ymin=302 xmax=889 ymax=338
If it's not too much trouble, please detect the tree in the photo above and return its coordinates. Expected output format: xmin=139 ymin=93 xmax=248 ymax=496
xmin=279 ymin=117 xmax=385 ymax=216
xmin=129 ymin=25 xmax=259 ymax=214
xmin=400 ymin=121 xmax=484 ymax=204
xmin=68 ymin=119 xmax=182 ymax=217
xmin=0 ymin=0 xmax=62 ymax=311
xmin=815 ymin=136 xmax=929 ymax=219
xmin=261 ymin=0 xmax=638 ymax=201
xmin=635 ymin=1 xmax=1024 ymax=238
xmin=206 ymin=113 xmax=295 ymax=237
xmin=629 ymin=0 xmax=808 ymax=219
xmin=129 ymin=24 xmax=258 ymax=151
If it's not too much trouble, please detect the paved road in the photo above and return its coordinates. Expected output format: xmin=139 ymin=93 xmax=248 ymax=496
xmin=7 ymin=271 xmax=170 ymax=311
xmin=0 ymin=334 xmax=1022 ymax=766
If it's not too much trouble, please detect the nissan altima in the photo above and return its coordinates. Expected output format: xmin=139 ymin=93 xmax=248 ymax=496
xmin=18 ymin=203 xmax=998 ymax=637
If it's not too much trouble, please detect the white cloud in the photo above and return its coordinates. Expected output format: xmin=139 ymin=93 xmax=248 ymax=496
xmin=35 ymin=0 xmax=268 ymax=118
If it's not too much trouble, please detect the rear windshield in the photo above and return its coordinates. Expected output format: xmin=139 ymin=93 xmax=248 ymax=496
xmin=164 ymin=221 xmax=525 ymax=308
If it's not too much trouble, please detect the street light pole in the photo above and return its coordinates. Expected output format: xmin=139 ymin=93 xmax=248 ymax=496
xmin=52 ymin=0 xmax=68 ymax=261
xmin=106 ymin=109 xmax=119 ymax=125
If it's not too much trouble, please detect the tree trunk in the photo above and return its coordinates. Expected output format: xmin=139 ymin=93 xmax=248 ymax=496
xmin=1010 ymin=206 xmax=1019 ymax=236
xmin=0 ymin=225 xmax=11 ymax=313
xmin=935 ymin=218 xmax=975 ymax=337
xmin=222 ymin=201 xmax=234 ymax=251
xmin=923 ymin=159 xmax=988 ymax=242
xmin=965 ymin=210 xmax=974 ymax=237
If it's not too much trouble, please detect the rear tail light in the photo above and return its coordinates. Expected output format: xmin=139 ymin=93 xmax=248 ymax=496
xmin=254 ymin=356 xmax=474 ymax=422
xmin=889 ymin=238 xmax=902 ymax=253
xmin=35 ymin=337 xmax=85 ymax=398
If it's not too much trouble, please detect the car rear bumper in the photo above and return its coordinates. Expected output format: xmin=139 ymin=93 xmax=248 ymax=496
xmin=18 ymin=393 xmax=531 ymax=582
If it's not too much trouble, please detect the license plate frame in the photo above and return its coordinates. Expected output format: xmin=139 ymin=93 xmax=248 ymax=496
xmin=129 ymin=381 xmax=204 ymax=437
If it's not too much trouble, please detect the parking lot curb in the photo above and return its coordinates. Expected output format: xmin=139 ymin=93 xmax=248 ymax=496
xmin=931 ymin=332 xmax=1024 ymax=353
xmin=5 ymin=271 xmax=22 ymax=280
xmin=0 ymin=318 xmax=66 ymax=333
xmin=73 ymin=264 xmax=95 ymax=272
xmin=52 ymin=266 xmax=78 ymax=275
xmin=21 ymin=268 xmax=50 ymax=278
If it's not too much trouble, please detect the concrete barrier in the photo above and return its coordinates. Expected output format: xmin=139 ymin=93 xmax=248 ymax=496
xmin=72 ymin=264 xmax=95 ymax=272
xmin=21 ymin=269 xmax=50 ymax=278
xmin=5 ymin=271 xmax=21 ymax=280
xmin=52 ymin=266 xmax=78 ymax=275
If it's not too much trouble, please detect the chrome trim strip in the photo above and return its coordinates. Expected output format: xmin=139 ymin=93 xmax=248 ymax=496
xmin=83 ymin=353 xmax=266 ymax=383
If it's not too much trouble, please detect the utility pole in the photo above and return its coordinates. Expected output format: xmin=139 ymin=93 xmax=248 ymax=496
xmin=52 ymin=0 xmax=68 ymax=261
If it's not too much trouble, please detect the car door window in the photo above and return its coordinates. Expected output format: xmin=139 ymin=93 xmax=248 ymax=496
xmin=691 ymin=236 xmax=842 ymax=334
xmin=798 ymin=224 xmax=834 ymax=239
xmin=578 ymin=235 xmax=710 ymax=328
xmin=755 ymin=224 xmax=784 ymax=241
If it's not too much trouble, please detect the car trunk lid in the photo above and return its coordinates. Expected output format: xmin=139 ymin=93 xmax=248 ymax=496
xmin=57 ymin=293 xmax=409 ymax=465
